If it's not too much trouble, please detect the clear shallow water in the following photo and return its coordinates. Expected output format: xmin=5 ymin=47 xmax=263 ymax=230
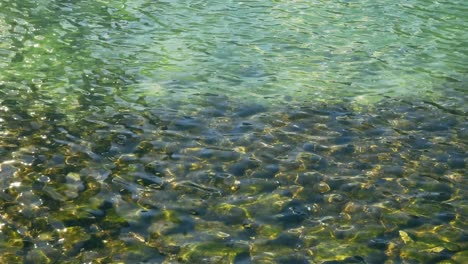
xmin=0 ymin=0 xmax=467 ymax=263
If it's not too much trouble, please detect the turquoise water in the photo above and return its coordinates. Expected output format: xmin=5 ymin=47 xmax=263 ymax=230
xmin=0 ymin=0 xmax=467 ymax=263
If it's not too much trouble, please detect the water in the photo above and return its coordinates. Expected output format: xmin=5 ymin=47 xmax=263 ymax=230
xmin=0 ymin=0 xmax=467 ymax=263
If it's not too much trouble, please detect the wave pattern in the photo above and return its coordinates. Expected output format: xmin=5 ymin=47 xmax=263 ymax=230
xmin=0 ymin=0 xmax=467 ymax=263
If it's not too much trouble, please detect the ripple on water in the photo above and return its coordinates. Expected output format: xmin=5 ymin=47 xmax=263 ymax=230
xmin=0 ymin=0 xmax=467 ymax=262
xmin=1 ymin=96 xmax=467 ymax=262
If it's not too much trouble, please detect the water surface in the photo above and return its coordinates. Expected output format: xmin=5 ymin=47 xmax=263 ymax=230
xmin=0 ymin=0 xmax=467 ymax=263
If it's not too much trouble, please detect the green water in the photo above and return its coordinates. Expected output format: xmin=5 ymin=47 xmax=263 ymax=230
xmin=0 ymin=0 xmax=467 ymax=263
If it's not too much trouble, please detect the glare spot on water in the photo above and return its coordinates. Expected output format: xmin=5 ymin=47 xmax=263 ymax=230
xmin=9 ymin=182 xmax=21 ymax=187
